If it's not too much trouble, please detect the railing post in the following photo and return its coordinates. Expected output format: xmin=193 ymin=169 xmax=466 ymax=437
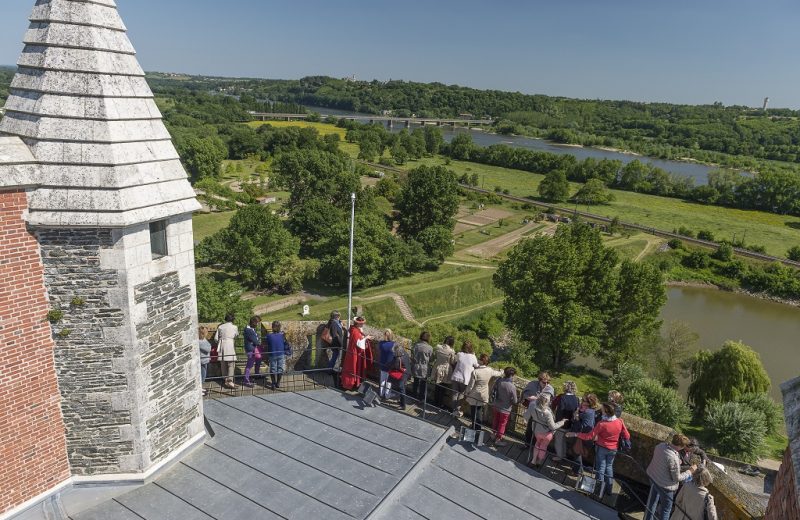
xmin=422 ymin=378 xmax=428 ymax=420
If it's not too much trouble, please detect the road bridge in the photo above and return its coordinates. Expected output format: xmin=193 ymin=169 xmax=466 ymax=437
xmin=249 ymin=111 xmax=494 ymax=128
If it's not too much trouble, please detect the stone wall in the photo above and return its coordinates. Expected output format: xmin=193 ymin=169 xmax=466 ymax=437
xmin=765 ymin=377 xmax=800 ymax=520
xmin=38 ymin=228 xmax=133 ymax=474
xmin=0 ymin=190 xmax=70 ymax=515
xmin=38 ymin=214 xmax=203 ymax=476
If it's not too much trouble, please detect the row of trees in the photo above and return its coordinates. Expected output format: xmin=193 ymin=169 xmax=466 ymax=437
xmin=145 ymin=74 xmax=800 ymax=166
xmin=446 ymin=134 xmax=800 ymax=216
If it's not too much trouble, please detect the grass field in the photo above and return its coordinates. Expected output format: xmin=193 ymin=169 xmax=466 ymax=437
xmin=402 ymin=155 xmax=800 ymax=258
xmin=193 ymin=211 xmax=235 ymax=241
xmin=245 ymin=120 xmax=359 ymax=156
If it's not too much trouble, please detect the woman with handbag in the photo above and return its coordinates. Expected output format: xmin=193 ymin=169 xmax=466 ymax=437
xmin=243 ymin=316 xmax=262 ymax=387
xmin=388 ymin=344 xmax=410 ymax=410
xmin=465 ymin=354 xmax=502 ymax=431
xmin=671 ymin=467 xmax=718 ymax=520
xmin=567 ymin=402 xmax=630 ymax=496
xmin=571 ymin=393 xmax=601 ymax=470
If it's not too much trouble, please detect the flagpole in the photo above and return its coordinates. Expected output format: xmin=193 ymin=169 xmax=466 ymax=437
xmin=347 ymin=192 xmax=356 ymax=327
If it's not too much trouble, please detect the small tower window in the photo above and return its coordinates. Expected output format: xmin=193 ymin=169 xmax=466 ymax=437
xmin=149 ymin=220 xmax=168 ymax=258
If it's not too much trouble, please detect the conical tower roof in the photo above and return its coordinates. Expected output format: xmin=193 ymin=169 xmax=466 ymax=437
xmin=0 ymin=0 xmax=200 ymax=227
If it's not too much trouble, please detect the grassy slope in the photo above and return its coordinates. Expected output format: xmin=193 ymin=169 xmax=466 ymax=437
xmin=193 ymin=211 xmax=235 ymax=241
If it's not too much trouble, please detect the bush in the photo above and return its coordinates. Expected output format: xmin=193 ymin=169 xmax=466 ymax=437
xmin=622 ymin=389 xmax=652 ymax=420
xmin=636 ymin=379 xmax=690 ymax=429
xmin=608 ymin=362 xmax=648 ymax=392
xmin=676 ymin=226 xmax=695 ymax=238
xmin=667 ymin=238 xmax=683 ymax=250
xmin=788 ymin=245 xmax=800 ymax=262
xmin=705 ymin=400 xmax=767 ymax=462
xmin=697 ymin=230 xmax=716 ymax=241
xmin=712 ymin=243 xmax=734 ymax=262
xmin=683 ymin=250 xmax=711 ymax=269
xmin=736 ymin=393 xmax=784 ymax=436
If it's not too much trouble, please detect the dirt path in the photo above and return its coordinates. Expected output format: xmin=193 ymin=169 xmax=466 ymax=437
xmin=443 ymin=261 xmax=497 ymax=270
xmin=252 ymin=292 xmax=325 ymax=315
xmin=464 ymin=222 xmax=554 ymax=259
xmin=635 ymin=236 xmax=666 ymax=262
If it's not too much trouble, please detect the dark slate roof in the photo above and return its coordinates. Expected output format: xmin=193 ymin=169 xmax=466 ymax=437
xmin=72 ymin=389 xmax=616 ymax=520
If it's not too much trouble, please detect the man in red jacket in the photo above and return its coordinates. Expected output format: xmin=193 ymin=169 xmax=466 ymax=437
xmin=567 ymin=402 xmax=630 ymax=495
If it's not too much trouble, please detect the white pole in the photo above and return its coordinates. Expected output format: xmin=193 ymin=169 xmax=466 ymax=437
xmin=347 ymin=192 xmax=356 ymax=327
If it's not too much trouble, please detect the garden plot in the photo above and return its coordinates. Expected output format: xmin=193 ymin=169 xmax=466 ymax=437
xmin=464 ymin=221 xmax=555 ymax=259
xmin=456 ymin=207 xmax=514 ymax=227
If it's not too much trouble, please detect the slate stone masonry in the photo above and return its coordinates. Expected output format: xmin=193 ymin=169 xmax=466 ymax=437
xmin=37 ymin=228 xmax=132 ymax=475
xmin=134 ymin=272 xmax=197 ymax=464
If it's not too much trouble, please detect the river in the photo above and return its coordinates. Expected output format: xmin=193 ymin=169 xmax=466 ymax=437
xmin=307 ymin=106 xmax=718 ymax=185
xmin=661 ymin=286 xmax=800 ymax=401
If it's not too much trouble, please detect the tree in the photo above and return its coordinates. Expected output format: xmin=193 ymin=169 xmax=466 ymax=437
xmin=396 ymin=165 xmax=459 ymax=238
xmin=448 ymin=133 xmax=474 ymax=160
xmin=415 ymin=225 xmax=455 ymax=262
xmin=704 ymin=401 xmax=767 ymax=462
xmin=602 ymin=260 xmax=666 ymax=367
xmin=618 ymin=160 xmax=648 ymax=192
xmin=573 ymin=178 xmax=615 ymax=205
xmin=195 ymin=274 xmax=254 ymax=328
xmin=538 ymin=170 xmax=570 ymax=202
xmin=423 ymin=126 xmax=444 ymax=155
xmin=176 ymin=136 xmax=226 ymax=183
xmin=199 ymin=205 xmax=309 ymax=292
xmin=494 ymin=223 xmax=619 ymax=369
xmin=391 ymin=142 xmax=409 ymax=165
xmin=650 ymin=321 xmax=698 ymax=388
xmin=272 ymin=149 xmax=360 ymax=212
xmin=687 ymin=340 xmax=771 ymax=416
xmin=787 ymin=245 xmax=800 ymax=262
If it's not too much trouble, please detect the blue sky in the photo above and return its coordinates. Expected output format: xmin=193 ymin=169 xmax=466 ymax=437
xmin=2 ymin=0 xmax=799 ymax=107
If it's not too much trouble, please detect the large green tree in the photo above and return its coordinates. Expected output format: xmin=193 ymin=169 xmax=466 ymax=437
xmin=396 ymin=165 xmax=459 ymax=238
xmin=176 ymin=136 xmax=226 ymax=183
xmin=687 ymin=340 xmax=771 ymax=416
xmin=602 ymin=260 xmax=666 ymax=367
xmin=195 ymin=274 xmax=254 ymax=328
xmin=573 ymin=178 xmax=615 ymax=205
xmin=494 ymin=223 xmax=622 ymax=369
xmin=197 ymin=205 xmax=313 ymax=292
xmin=537 ymin=170 xmax=570 ymax=202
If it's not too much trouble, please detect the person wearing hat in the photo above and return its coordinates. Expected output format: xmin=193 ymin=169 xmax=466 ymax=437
xmin=341 ymin=316 xmax=373 ymax=390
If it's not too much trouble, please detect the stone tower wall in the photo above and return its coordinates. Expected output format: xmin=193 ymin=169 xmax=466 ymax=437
xmin=37 ymin=215 xmax=203 ymax=476
xmin=0 ymin=189 xmax=70 ymax=515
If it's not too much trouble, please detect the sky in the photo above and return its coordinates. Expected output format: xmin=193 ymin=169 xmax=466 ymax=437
xmin=2 ymin=0 xmax=799 ymax=108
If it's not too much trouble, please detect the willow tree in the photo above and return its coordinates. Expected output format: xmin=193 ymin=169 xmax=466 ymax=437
xmin=687 ymin=340 xmax=771 ymax=416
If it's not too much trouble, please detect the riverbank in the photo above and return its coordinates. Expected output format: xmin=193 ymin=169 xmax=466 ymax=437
xmin=666 ymin=279 xmax=800 ymax=308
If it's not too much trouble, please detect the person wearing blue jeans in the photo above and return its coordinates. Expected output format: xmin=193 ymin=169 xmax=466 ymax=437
xmin=264 ymin=321 xmax=291 ymax=390
xmin=595 ymin=445 xmax=617 ymax=492
xmin=645 ymin=434 xmax=696 ymax=520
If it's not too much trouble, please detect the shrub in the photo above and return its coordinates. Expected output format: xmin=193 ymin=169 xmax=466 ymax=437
xmin=697 ymin=230 xmax=716 ymax=242
xmin=676 ymin=226 xmax=695 ymax=238
xmin=683 ymin=250 xmax=710 ymax=269
xmin=622 ymin=389 xmax=652 ymax=420
xmin=736 ymin=393 xmax=784 ymax=436
xmin=636 ymin=379 xmax=690 ymax=429
xmin=608 ymin=362 xmax=648 ymax=393
xmin=705 ymin=400 xmax=766 ymax=462
xmin=667 ymin=238 xmax=683 ymax=250
xmin=712 ymin=243 xmax=734 ymax=262
xmin=788 ymin=245 xmax=800 ymax=262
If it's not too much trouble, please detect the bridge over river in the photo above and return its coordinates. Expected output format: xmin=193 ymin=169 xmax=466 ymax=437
xmin=249 ymin=111 xmax=494 ymax=128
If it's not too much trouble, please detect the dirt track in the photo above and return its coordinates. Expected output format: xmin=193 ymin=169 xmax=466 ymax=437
xmin=464 ymin=222 xmax=555 ymax=259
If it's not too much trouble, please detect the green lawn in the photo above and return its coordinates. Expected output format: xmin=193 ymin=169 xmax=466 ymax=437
xmin=193 ymin=211 xmax=235 ymax=241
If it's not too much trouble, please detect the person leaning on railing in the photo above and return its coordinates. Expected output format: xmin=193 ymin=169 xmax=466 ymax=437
xmin=490 ymin=367 xmax=518 ymax=447
xmin=566 ymin=402 xmax=630 ymax=497
xmin=465 ymin=354 xmax=502 ymax=432
xmin=215 ymin=314 xmax=238 ymax=389
xmin=645 ymin=434 xmax=697 ymax=520
xmin=430 ymin=336 xmax=457 ymax=411
xmin=526 ymin=393 xmax=566 ymax=466
xmin=450 ymin=341 xmax=479 ymax=417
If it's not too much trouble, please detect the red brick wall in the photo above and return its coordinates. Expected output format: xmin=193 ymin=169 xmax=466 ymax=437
xmin=0 ymin=189 xmax=70 ymax=515
xmin=765 ymin=448 xmax=800 ymax=520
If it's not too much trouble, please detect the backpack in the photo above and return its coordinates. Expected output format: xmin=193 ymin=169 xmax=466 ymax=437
xmin=618 ymin=420 xmax=632 ymax=452
xmin=321 ymin=325 xmax=332 ymax=345
xmin=490 ymin=379 xmax=501 ymax=403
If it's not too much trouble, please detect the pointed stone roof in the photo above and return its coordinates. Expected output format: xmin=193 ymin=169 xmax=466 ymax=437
xmin=0 ymin=0 xmax=200 ymax=227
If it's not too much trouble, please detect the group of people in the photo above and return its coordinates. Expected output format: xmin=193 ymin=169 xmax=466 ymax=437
xmin=200 ymin=314 xmax=719 ymax=520
xmin=197 ymin=314 xmax=292 ymax=393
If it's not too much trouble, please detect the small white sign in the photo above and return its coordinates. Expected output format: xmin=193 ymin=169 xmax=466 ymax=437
xmin=302 ymin=305 xmax=310 ymax=316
